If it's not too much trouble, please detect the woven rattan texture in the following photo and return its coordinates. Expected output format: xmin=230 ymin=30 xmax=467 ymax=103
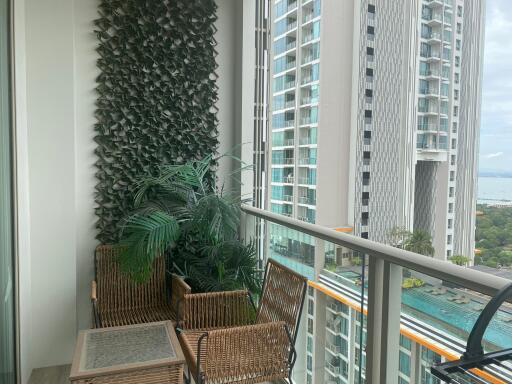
xmin=178 ymin=260 xmax=307 ymax=384
xmin=94 ymin=245 xmax=189 ymax=327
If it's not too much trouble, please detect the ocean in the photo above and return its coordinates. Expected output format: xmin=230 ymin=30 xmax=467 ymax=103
xmin=478 ymin=176 xmax=512 ymax=204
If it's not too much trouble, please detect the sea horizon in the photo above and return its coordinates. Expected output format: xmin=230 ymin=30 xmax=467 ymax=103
xmin=478 ymin=175 xmax=512 ymax=204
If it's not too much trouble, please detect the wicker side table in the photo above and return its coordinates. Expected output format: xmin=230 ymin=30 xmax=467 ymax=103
xmin=69 ymin=321 xmax=184 ymax=383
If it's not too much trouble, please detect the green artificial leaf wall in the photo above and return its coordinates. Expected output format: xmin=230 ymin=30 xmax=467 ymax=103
xmin=94 ymin=0 xmax=219 ymax=243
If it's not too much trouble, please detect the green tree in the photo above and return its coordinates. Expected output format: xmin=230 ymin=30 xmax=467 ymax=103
xmin=388 ymin=226 xmax=410 ymax=248
xmin=449 ymin=255 xmax=469 ymax=266
xmin=403 ymin=230 xmax=435 ymax=257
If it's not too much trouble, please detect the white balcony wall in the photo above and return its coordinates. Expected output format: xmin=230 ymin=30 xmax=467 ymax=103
xmin=14 ymin=0 xmax=253 ymax=381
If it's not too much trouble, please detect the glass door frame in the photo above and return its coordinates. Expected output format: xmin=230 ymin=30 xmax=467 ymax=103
xmin=2 ymin=0 xmax=19 ymax=381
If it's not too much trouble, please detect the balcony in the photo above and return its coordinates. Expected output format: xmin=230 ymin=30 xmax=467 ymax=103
xmin=427 ymin=32 xmax=442 ymax=44
xmin=418 ymin=123 xmax=441 ymax=132
xmin=425 ymin=13 xmax=443 ymax=26
xmin=298 ymin=196 xmax=316 ymax=205
xmin=298 ymin=176 xmax=315 ymax=185
xmin=3 ymin=1 xmax=494 ymax=384
xmin=300 ymin=116 xmax=317 ymax=126
xmin=426 ymin=0 xmax=444 ymax=8
xmin=299 ymin=137 xmax=316 ymax=145
xmin=299 ymin=157 xmax=316 ymax=165
xmin=273 ymin=157 xmax=295 ymax=166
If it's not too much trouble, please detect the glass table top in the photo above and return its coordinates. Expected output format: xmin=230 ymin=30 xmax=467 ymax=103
xmin=81 ymin=323 xmax=176 ymax=371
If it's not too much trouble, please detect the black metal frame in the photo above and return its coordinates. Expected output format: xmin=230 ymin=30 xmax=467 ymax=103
xmin=431 ymin=282 xmax=512 ymax=382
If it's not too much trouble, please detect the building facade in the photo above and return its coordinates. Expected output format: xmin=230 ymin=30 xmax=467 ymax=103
xmin=267 ymin=0 xmax=483 ymax=261
xmin=266 ymin=0 xmax=487 ymax=383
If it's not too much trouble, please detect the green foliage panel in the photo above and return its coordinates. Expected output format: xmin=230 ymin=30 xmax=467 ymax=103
xmin=94 ymin=0 xmax=219 ymax=243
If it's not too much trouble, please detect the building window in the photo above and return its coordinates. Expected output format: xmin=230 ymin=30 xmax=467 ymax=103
xmin=307 ymin=354 xmax=313 ymax=371
xmin=457 ymin=5 xmax=463 ymax=17
xmin=455 ymin=73 xmax=460 ymax=84
xmin=451 ymin=138 xmax=456 ymax=149
xmin=449 ymin=187 xmax=454 ymax=197
xmin=362 ymin=191 xmax=370 ymax=206
xmin=450 ymin=170 xmax=455 ymax=181
xmin=362 ymin=211 xmax=369 ymax=226
xmin=451 ymin=154 xmax=456 ymax=165
xmin=447 ymin=250 xmax=452 ymax=258
xmin=399 ymin=351 xmax=411 ymax=377
xmin=307 ymin=318 xmax=313 ymax=334
xmin=456 ymin=39 xmax=461 ymax=51
xmin=400 ymin=335 xmax=412 ymax=350
xmin=447 ymin=235 xmax=452 ymax=245
xmin=448 ymin=219 xmax=453 ymax=229
xmin=361 ymin=232 xmax=369 ymax=239
xmin=452 ymin=122 xmax=457 ymax=133
xmin=453 ymin=106 xmax=458 ymax=117
xmin=449 ymin=203 xmax=454 ymax=213
xmin=368 ymin=4 xmax=376 ymax=13
xmin=454 ymin=89 xmax=459 ymax=100
xmin=455 ymin=56 xmax=460 ymax=67
xmin=308 ymin=298 xmax=314 ymax=315
xmin=457 ymin=22 xmax=462 ymax=34
xmin=367 ymin=25 xmax=375 ymax=35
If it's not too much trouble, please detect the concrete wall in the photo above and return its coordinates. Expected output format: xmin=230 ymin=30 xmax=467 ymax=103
xmin=24 ymin=0 xmax=80 ymax=369
xmin=316 ymin=0 xmax=356 ymax=229
xmin=16 ymin=0 xmax=250 ymax=379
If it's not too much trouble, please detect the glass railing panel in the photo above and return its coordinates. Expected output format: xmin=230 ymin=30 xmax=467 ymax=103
xmin=399 ymin=266 xmax=512 ymax=383
xmin=242 ymin=208 xmax=512 ymax=383
xmin=242 ymin=213 xmax=367 ymax=384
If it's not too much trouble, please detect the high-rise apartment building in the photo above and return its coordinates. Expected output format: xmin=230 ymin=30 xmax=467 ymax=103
xmin=266 ymin=0 xmax=487 ymax=383
xmin=267 ymin=0 xmax=482 ymax=261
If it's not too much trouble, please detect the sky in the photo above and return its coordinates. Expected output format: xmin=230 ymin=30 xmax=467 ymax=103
xmin=479 ymin=0 xmax=512 ymax=172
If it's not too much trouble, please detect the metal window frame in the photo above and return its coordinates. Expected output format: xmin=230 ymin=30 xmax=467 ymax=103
xmin=8 ymin=0 xmax=20 ymax=381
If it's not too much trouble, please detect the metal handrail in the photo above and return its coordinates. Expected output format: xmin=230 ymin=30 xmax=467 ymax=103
xmin=241 ymin=205 xmax=512 ymax=298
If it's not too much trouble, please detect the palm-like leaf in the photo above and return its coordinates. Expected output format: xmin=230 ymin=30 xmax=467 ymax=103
xmin=404 ymin=229 xmax=435 ymax=257
xmin=119 ymin=211 xmax=180 ymax=282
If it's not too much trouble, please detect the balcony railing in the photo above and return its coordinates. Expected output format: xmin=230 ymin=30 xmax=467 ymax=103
xmin=418 ymin=123 xmax=440 ymax=131
xmin=300 ymin=75 xmax=310 ymax=85
xmin=299 ymin=157 xmax=316 ymax=165
xmin=300 ymin=117 xmax=316 ymax=125
xmin=326 ymin=341 xmax=342 ymax=354
xmin=286 ymin=20 xmax=297 ymax=32
xmin=298 ymin=196 xmax=315 ymax=205
xmin=284 ymin=80 xmax=296 ymax=90
xmin=274 ymin=157 xmax=294 ymax=165
xmin=284 ymin=119 xmax=296 ymax=127
xmin=241 ymin=205 xmax=512 ymax=384
xmin=286 ymin=41 xmax=297 ymax=51
xmin=298 ymin=176 xmax=315 ymax=185
xmin=285 ymin=100 xmax=296 ymax=108
xmin=299 ymin=137 xmax=316 ymax=145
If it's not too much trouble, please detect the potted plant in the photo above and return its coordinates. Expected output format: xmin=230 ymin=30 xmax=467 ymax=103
xmin=117 ymin=155 xmax=259 ymax=293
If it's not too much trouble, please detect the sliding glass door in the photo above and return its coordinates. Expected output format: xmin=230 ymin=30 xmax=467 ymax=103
xmin=0 ymin=0 xmax=15 ymax=382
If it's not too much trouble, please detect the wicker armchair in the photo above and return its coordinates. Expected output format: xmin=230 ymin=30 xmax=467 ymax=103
xmin=91 ymin=245 xmax=191 ymax=328
xmin=177 ymin=259 xmax=308 ymax=384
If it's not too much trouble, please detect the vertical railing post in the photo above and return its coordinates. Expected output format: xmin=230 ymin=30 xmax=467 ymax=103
xmin=366 ymin=257 xmax=402 ymax=383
